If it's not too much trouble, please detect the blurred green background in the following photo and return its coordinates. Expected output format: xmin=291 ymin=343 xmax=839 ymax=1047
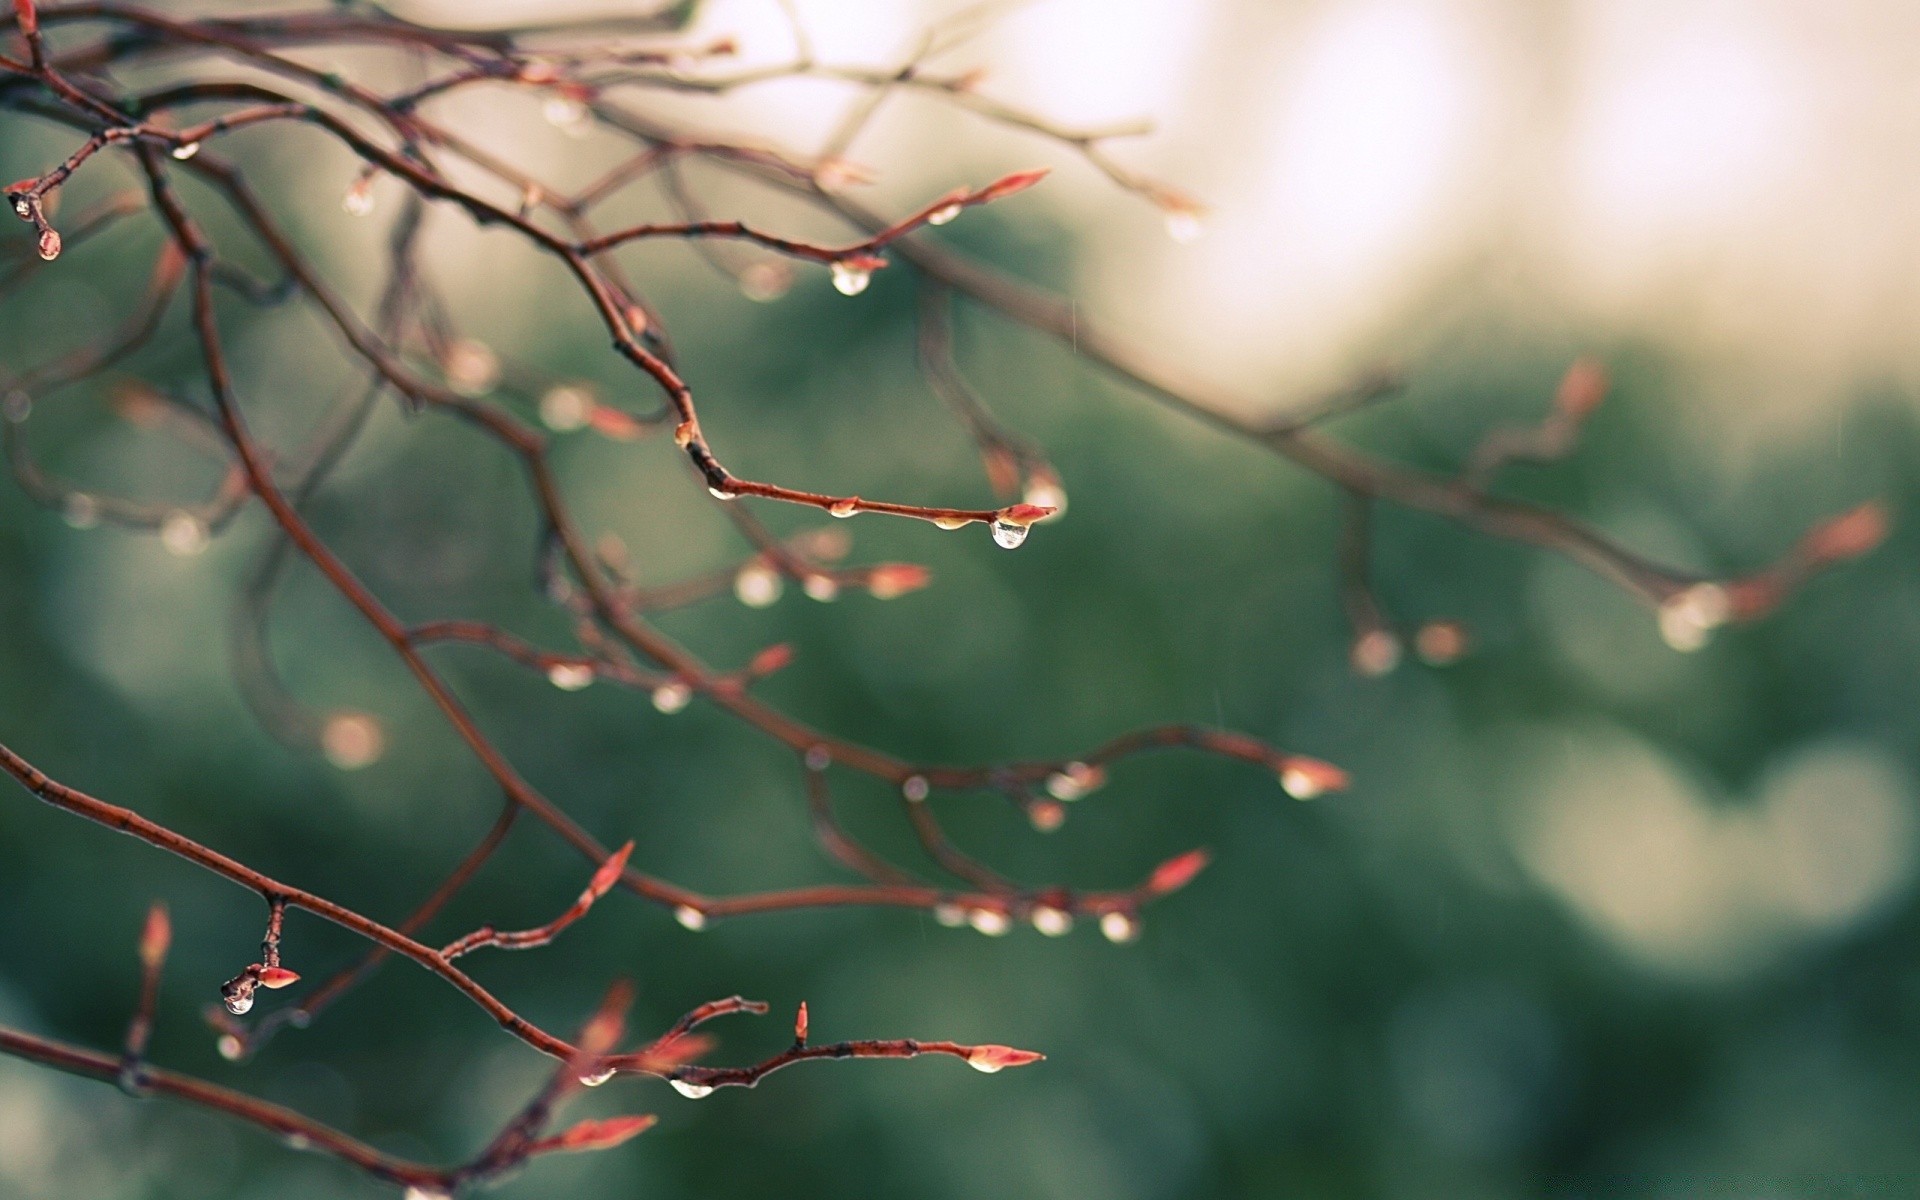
xmin=4 ymin=2 xmax=1920 ymax=1197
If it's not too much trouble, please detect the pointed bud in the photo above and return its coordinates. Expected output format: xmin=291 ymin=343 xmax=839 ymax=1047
xmin=966 ymin=1044 xmax=1045 ymax=1073
xmin=978 ymin=168 xmax=1050 ymax=202
xmin=587 ymin=406 xmax=644 ymax=440
xmin=995 ymin=503 xmax=1054 ymax=527
xmin=587 ymin=841 xmax=634 ymax=901
xmin=1803 ymin=502 xmax=1888 ymax=564
xmin=257 ymin=966 xmax=301 ymax=990
xmin=866 ymin=563 xmax=931 ymax=600
xmin=1555 ymin=358 xmax=1609 ymax=420
xmin=138 ymin=903 xmax=171 ymax=969
xmin=1146 ymin=848 xmax=1211 ymax=896
xmin=794 ymin=1001 xmax=809 ymax=1043
xmin=545 ymin=1114 xmax=658 ymax=1153
xmin=748 ymin=643 xmax=793 ymax=677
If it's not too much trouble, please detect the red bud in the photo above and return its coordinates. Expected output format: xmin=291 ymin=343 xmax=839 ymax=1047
xmin=547 ymin=1114 xmax=658 ymax=1152
xmin=138 ymin=903 xmax=171 ymax=969
xmin=587 ymin=841 xmax=634 ymax=900
xmin=1802 ymin=502 xmax=1888 ymax=563
xmin=866 ymin=563 xmax=931 ymax=599
xmin=795 ymin=1001 xmax=809 ymax=1042
xmin=1146 ymin=848 xmax=1211 ymax=896
xmin=978 ymin=168 xmax=1050 ymax=202
xmin=966 ymin=1044 xmax=1045 ymax=1073
xmin=1554 ymin=358 xmax=1609 ymax=420
xmin=748 ymin=643 xmax=794 ymax=676
xmin=256 ymin=966 xmax=301 ymax=990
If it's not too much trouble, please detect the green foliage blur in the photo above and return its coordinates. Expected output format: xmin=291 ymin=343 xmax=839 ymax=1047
xmin=2 ymin=26 xmax=1919 ymax=1200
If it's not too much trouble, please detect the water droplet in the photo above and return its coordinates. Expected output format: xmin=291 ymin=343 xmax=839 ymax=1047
xmin=1045 ymin=762 xmax=1103 ymax=801
xmin=830 ymin=261 xmax=871 ymax=296
xmin=734 ymin=562 xmax=782 ymax=608
xmin=443 ymin=339 xmax=500 ymax=397
xmin=933 ymin=902 xmax=967 ymax=927
xmin=651 ymin=681 xmax=691 ymax=714
xmin=804 ymin=745 xmax=831 ymax=771
xmin=543 ymin=94 xmax=589 ymax=133
xmin=10 ymin=196 xmax=29 ymax=219
xmin=828 ymin=498 xmax=859 ymax=518
xmin=1350 ymin=629 xmax=1402 ymax=677
xmin=223 ymin=991 xmax=253 ymax=1016
xmin=1165 ymin=210 xmax=1203 ymax=243
xmin=171 ymin=141 xmax=201 ymax=161
xmin=707 ymin=484 xmax=739 ymax=501
xmin=1031 ymin=906 xmax=1072 ymax=937
xmin=160 ymin=512 xmax=209 ymax=556
xmin=1100 ymin=911 xmax=1140 ymax=944
xmin=283 ymin=1132 xmax=311 ymax=1151
xmin=670 ymin=1078 xmax=714 ymax=1099
xmin=547 ymin=663 xmax=594 ymax=691
xmin=321 ymin=711 xmax=384 ymax=770
xmin=1028 ymin=799 xmax=1066 ymax=832
xmin=931 ymin=515 xmax=968 ymax=531
xmin=403 ymin=1188 xmax=453 ymax=1200
xmin=927 ymin=203 xmax=962 ymax=226
xmin=739 ymin=261 xmax=792 ymax=302
xmin=341 ymin=175 xmax=375 ymax=216
xmin=967 ymin=908 xmax=1010 ymax=937
xmin=901 ymin=775 xmax=929 ymax=802
xmin=580 ymin=1067 xmax=616 ymax=1087
xmin=216 ymin=1034 xmax=243 ymax=1061
xmin=1279 ymin=766 xmax=1326 ymax=801
xmin=802 ymin=574 xmax=839 ymax=602
xmin=61 ymin=494 xmax=100 ymax=529
xmin=539 ymin=384 xmax=595 ymax=432
xmin=673 ymin=905 xmax=707 ymax=931
xmin=37 ymin=229 xmax=60 ymax=262
xmin=1658 ymin=583 xmax=1730 ymax=652
xmin=989 ymin=517 xmax=1029 ymax=550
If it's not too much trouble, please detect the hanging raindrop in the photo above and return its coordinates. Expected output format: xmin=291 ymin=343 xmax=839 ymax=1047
xmin=927 ymin=203 xmax=962 ymax=226
xmin=670 ymin=1078 xmax=714 ymax=1099
xmin=734 ymin=562 xmax=782 ymax=608
xmin=651 ymin=681 xmax=691 ymax=714
xmin=171 ymin=141 xmax=201 ymax=161
xmin=547 ymin=663 xmax=594 ymax=691
xmin=829 ymin=260 xmax=871 ymax=296
xmin=988 ymin=517 xmax=1029 ymax=550
xmin=1100 ymin=911 xmax=1140 ymax=944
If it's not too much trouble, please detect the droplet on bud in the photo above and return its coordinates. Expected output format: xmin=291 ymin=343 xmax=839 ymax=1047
xmin=830 ymin=260 xmax=871 ymax=296
xmin=321 ymin=711 xmax=384 ymax=770
xmin=1045 ymin=762 xmax=1104 ymax=801
xmin=802 ymin=574 xmax=839 ymax=602
xmin=160 ymin=512 xmax=209 ymax=556
xmin=1414 ymin=620 xmax=1468 ymax=666
xmin=1100 ymin=910 xmax=1140 ymax=944
xmin=341 ymin=175 xmax=375 ymax=217
xmin=804 ymin=745 xmax=831 ymax=771
xmin=933 ymin=515 xmax=970 ymax=531
xmin=216 ymin=1034 xmax=243 ymax=1061
xmin=707 ymin=484 xmax=739 ymax=501
xmin=651 ymin=681 xmax=691 ymax=714
xmin=547 ymin=663 xmax=594 ymax=691
xmin=966 ymin=1044 xmax=1044 ymax=1073
xmin=1031 ymin=905 xmax=1072 ymax=936
xmin=222 ymin=991 xmax=253 ymax=1016
xmin=543 ymin=94 xmax=590 ymax=133
xmin=37 ymin=228 xmax=60 ymax=262
xmin=1278 ymin=759 xmax=1346 ymax=800
xmin=967 ymin=907 xmax=1011 ymax=936
xmin=901 ymin=775 xmax=930 ymax=802
xmin=669 ymin=1078 xmax=714 ymax=1099
xmin=739 ymin=261 xmax=792 ymax=302
xmin=539 ymin=384 xmax=596 ymax=432
xmin=1164 ymin=210 xmax=1203 ymax=244
xmin=1658 ymin=583 xmax=1730 ymax=652
xmin=443 ymin=338 xmax=500 ymax=397
xmin=734 ymin=561 xmax=782 ymax=608
xmin=828 ymin=498 xmax=859 ymax=519
xmin=673 ymin=905 xmax=707 ymax=931
xmin=580 ymin=1066 xmax=616 ymax=1087
xmin=62 ymin=493 xmax=100 ymax=529
xmin=1350 ymin=629 xmax=1402 ymax=677
xmin=927 ymin=203 xmax=962 ymax=227
xmin=171 ymin=141 xmax=201 ymax=161
xmin=933 ymin=902 xmax=967 ymax=927
xmin=989 ymin=517 xmax=1029 ymax=550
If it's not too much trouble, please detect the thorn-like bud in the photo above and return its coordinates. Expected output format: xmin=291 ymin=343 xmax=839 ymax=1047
xmin=138 ymin=903 xmax=171 ymax=970
xmin=978 ymin=168 xmax=1051 ymax=202
xmin=1146 ymin=848 xmax=1211 ymax=896
xmin=544 ymin=1114 xmax=658 ymax=1153
xmin=1803 ymin=502 xmax=1888 ymax=564
xmin=747 ymin=643 xmax=793 ymax=677
xmin=1554 ymin=357 xmax=1610 ymax=420
xmin=794 ymin=1001 xmax=809 ymax=1043
xmin=966 ymin=1044 xmax=1045 ymax=1073
xmin=866 ymin=562 xmax=931 ymax=600
xmin=256 ymin=966 xmax=300 ymax=990
xmin=588 ymin=841 xmax=635 ymax=901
